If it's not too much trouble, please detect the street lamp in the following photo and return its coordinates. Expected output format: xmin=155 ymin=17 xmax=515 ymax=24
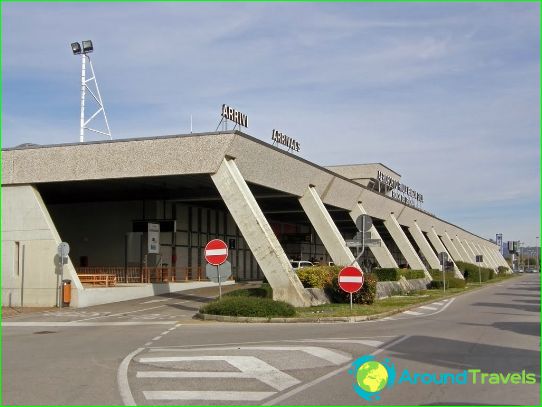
xmin=70 ymin=40 xmax=111 ymax=142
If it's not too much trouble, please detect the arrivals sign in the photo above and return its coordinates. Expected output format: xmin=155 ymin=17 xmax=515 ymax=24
xmin=271 ymin=129 xmax=301 ymax=152
xmin=377 ymin=170 xmax=424 ymax=206
xmin=221 ymin=104 xmax=248 ymax=128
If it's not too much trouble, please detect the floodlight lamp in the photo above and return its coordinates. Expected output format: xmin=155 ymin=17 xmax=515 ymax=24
xmin=71 ymin=42 xmax=81 ymax=55
xmin=82 ymin=40 xmax=93 ymax=53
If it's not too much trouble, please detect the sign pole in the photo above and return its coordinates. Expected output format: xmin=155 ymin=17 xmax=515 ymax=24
xmin=217 ymin=265 xmax=222 ymax=299
xmin=350 ymin=292 xmax=353 ymax=311
xmin=478 ymin=262 xmax=481 ymax=285
xmin=60 ymin=259 xmax=64 ymax=308
xmin=442 ymin=260 xmax=446 ymax=293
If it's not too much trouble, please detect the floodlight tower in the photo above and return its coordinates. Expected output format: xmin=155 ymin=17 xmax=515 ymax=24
xmin=71 ymin=40 xmax=112 ymax=142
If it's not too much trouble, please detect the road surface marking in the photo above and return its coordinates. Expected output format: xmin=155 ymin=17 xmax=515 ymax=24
xmin=2 ymin=321 xmax=177 ymax=327
xmin=145 ymin=346 xmax=350 ymax=365
xmin=418 ymin=306 xmax=437 ymax=310
xmin=152 ymin=336 xmax=162 ymax=341
xmin=137 ymin=371 xmax=252 ymax=378
xmin=140 ymin=299 xmax=171 ymax=304
xmin=144 ymin=342 xmax=152 ymax=347
xmin=118 ymin=348 xmax=144 ymax=406
xmin=432 ymin=301 xmax=444 ymax=305
xmin=298 ymin=339 xmax=384 ymax=348
xmin=138 ymin=355 xmax=300 ymax=391
xmin=403 ymin=310 xmax=423 ymax=316
xmin=262 ymin=335 xmax=410 ymax=406
xmin=143 ymin=391 xmax=275 ymax=401
xmin=73 ymin=305 xmax=167 ymax=322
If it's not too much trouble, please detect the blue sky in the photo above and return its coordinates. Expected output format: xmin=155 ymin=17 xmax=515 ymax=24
xmin=2 ymin=2 xmax=540 ymax=247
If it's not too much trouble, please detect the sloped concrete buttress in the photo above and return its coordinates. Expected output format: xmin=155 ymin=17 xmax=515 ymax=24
xmin=383 ymin=214 xmax=428 ymax=275
xmin=427 ymin=228 xmax=463 ymax=279
xmin=408 ymin=221 xmax=441 ymax=271
xmin=299 ymin=186 xmax=358 ymax=268
xmin=471 ymin=242 xmax=491 ymax=268
xmin=349 ymin=203 xmax=398 ymax=268
xmin=442 ymin=232 xmax=465 ymax=263
xmin=462 ymin=240 xmax=478 ymax=261
xmin=453 ymin=236 xmax=473 ymax=263
xmin=211 ymin=158 xmax=314 ymax=307
xmin=480 ymin=245 xmax=499 ymax=269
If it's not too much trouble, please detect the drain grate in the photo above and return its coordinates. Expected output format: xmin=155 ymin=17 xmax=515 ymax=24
xmin=33 ymin=331 xmax=56 ymax=335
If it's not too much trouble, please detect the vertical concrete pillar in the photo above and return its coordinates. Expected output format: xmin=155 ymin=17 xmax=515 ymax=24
xmin=299 ymin=187 xmax=358 ymax=268
xmin=408 ymin=222 xmax=441 ymax=271
xmin=442 ymin=232 xmax=465 ymax=262
xmin=454 ymin=236 xmax=473 ymax=263
xmin=427 ymin=228 xmax=463 ymax=279
xmin=211 ymin=158 xmax=313 ymax=307
xmin=383 ymin=213 xmax=428 ymax=275
xmin=349 ymin=203 xmax=398 ymax=268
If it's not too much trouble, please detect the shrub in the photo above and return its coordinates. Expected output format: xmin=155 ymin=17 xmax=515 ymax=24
xmin=325 ymin=270 xmax=378 ymax=305
xmin=497 ymin=266 xmax=509 ymax=275
xmin=428 ymin=278 xmax=466 ymax=289
xmin=200 ymin=296 xmax=295 ymax=318
xmin=296 ymin=266 xmax=340 ymax=288
xmin=373 ymin=268 xmax=398 ymax=281
xmin=225 ymin=283 xmax=272 ymax=299
xmin=398 ymin=270 xmax=426 ymax=280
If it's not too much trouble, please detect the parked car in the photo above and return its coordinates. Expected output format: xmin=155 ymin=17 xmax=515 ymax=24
xmin=290 ymin=260 xmax=314 ymax=270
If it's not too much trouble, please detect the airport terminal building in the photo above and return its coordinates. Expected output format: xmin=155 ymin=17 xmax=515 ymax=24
xmin=1 ymin=130 xmax=508 ymax=308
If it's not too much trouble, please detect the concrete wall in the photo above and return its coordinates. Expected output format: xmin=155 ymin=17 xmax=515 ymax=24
xmin=2 ymin=185 xmax=81 ymax=307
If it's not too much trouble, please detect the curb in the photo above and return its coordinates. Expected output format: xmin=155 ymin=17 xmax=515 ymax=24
xmin=195 ymin=275 xmax=518 ymax=324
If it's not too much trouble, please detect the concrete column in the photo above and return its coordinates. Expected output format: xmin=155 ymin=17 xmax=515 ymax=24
xmin=211 ymin=158 xmax=313 ymax=307
xmin=299 ymin=186 xmax=358 ymax=268
xmin=349 ymin=203 xmax=398 ymax=268
xmin=408 ymin=222 xmax=441 ymax=271
xmin=442 ymin=232 xmax=465 ymax=263
xmin=453 ymin=236 xmax=473 ymax=263
xmin=383 ymin=213 xmax=428 ymax=275
xmin=427 ymin=228 xmax=463 ymax=278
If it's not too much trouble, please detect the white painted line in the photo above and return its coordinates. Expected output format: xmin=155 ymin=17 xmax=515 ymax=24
xmin=298 ymin=339 xmax=384 ymax=348
xmin=432 ymin=302 xmax=444 ymax=306
xmin=403 ymin=310 xmax=423 ymax=316
xmin=263 ymin=335 xmax=410 ymax=406
xmin=205 ymin=249 xmax=228 ymax=256
xmin=2 ymin=321 xmax=177 ymax=327
xmin=137 ymin=371 xmax=251 ymax=379
xmin=418 ymin=306 xmax=438 ymax=311
xmin=338 ymin=276 xmax=363 ymax=283
xmin=160 ymin=331 xmax=170 ymax=336
xmin=167 ymin=327 xmax=176 ymax=331
xmin=144 ymin=342 xmax=152 ymax=346
xmin=73 ymin=304 xmax=167 ymax=322
xmin=140 ymin=299 xmax=171 ymax=304
xmin=138 ymin=355 xmax=300 ymax=391
xmin=118 ymin=347 xmax=144 ymax=406
xmin=152 ymin=336 xmax=162 ymax=341
xmin=144 ymin=391 xmax=275 ymax=401
xmin=144 ymin=346 xmax=350 ymax=365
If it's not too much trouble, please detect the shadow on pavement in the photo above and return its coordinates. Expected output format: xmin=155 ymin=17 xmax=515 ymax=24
xmin=470 ymin=301 xmax=539 ymax=313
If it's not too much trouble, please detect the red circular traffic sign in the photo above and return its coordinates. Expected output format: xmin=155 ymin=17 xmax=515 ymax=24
xmin=205 ymin=239 xmax=228 ymax=266
xmin=338 ymin=266 xmax=364 ymax=293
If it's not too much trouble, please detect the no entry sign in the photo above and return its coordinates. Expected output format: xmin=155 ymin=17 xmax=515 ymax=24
xmin=338 ymin=266 xmax=364 ymax=293
xmin=204 ymin=239 xmax=228 ymax=266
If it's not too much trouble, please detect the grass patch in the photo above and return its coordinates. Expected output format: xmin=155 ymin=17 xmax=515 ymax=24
xmin=200 ymin=296 xmax=295 ymax=318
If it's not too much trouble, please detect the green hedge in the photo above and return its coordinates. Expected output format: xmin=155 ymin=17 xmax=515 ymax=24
xmin=399 ymin=270 xmax=426 ymax=280
xmin=373 ymin=268 xmax=426 ymax=281
xmin=497 ymin=266 xmax=510 ymax=275
xmin=296 ymin=266 xmax=340 ymax=288
xmin=455 ymin=261 xmax=495 ymax=282
xmin=200 ymin=296 xmax=295 ymax=318
xmin=428 ymin=278 xmax=466 ymax=289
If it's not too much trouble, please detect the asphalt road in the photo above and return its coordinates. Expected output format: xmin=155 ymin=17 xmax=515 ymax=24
xmin=2 ymin=275 xmax=540 ymax=406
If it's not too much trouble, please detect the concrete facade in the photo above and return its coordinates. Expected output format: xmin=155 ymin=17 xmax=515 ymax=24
xmin=2 ymin=131 xmax=504 ymax=307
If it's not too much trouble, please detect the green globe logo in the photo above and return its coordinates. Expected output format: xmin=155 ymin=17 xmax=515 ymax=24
xmin=356 ymin=361 xmax=389 ymax=393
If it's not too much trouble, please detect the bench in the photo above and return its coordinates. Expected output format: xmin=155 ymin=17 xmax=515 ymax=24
xmin=77 ymin=274 xmax=117 ymax=287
